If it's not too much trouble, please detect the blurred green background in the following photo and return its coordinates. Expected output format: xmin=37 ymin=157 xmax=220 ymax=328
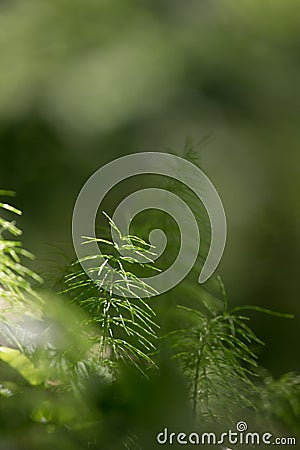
xmin=0 ymin=0 xmax=299 ymax=377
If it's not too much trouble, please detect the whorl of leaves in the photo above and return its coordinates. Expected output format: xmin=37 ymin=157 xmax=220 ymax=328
xmin=63 ymin=213 xmax=160 ymax=374
xmin=0 ymin=191 xmax=42 ymax=350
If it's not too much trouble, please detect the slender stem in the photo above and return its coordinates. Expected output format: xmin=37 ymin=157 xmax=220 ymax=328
xmin=192 ymin=331 xmax=205 ymax=421
xmin=218 ymin=276 xmax=227 ymax=314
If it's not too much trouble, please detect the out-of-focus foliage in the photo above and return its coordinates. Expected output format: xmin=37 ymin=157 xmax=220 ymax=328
xmin=261 ymin=372 xmax=300 ymax=436
xmin=0 ymin=0 xmax=182 ymax=134
xmin=1 ymin=0 xmax=300 ymax=138
xmin=0 ymin=346 xmax=45 ymax=386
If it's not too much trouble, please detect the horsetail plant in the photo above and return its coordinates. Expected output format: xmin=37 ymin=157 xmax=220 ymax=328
xmin=0 ymin=191 xmax=43 ymax=351
xmin=64 ymin=213 xmax=160 ymax=375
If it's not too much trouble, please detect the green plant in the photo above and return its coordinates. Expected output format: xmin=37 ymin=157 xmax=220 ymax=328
xmin=0 ymin=190 xmax=43 ymax=350
xmin=165 ymin=279 xmax=294 ymax=424
xmin=0 ymin=189 xmax=299 ymax=450
xmin=63 ymin=213 xmax=160 ymax=374
xmin=167 ymin=305 xmax=260 ymax=422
